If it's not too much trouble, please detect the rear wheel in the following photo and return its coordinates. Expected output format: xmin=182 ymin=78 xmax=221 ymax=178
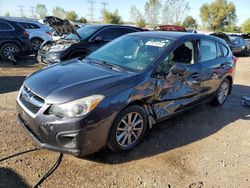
xmin=211 ymin=78 xmax=230 ymax=106
xmin=0 ymin=43 xmax=20 ymax=61
xmin=30 ymin=38 xmax=43 ymax=51
xmin=108 ymin=105 xmax=148 ymax=152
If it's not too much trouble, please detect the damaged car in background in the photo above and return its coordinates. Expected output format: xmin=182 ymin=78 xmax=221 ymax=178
xmin=17 ymin=32 xmax=236 ymax=157
xmin=37 ymin=16 xmax=144 ymax=64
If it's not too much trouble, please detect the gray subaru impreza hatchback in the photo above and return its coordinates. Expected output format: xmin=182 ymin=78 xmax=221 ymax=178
xmin=16 ymin=32 xmax=236 ymax=157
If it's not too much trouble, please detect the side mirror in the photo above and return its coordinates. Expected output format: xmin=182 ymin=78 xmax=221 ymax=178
xmin=170 ymin=63 xmax=187 ymax=76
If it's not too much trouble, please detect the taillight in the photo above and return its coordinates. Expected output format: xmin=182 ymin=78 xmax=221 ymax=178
xmin=233 ymin=56 xmax=238 ymax=64
xmin=22 ymin=31 xmax=29 ymax=36
xmin=46 ymin=31 xmax=52 ymax=36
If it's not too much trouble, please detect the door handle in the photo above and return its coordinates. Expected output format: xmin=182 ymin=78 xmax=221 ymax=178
xmin=190 ymin=72 xmax=199 ymax=79
xmin=220 ymin=63 xmax=226 ymax=69
xmin=186 ymin=72 xmax=200 ymax=85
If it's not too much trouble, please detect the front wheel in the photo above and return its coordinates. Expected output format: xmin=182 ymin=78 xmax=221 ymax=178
xmin=108 ymin=105 xmax=148 ymax=152
xmin=0 ymin=43 xmax=20 ymax=61
xmin=211 ymin=78 xmax=230 ymax=106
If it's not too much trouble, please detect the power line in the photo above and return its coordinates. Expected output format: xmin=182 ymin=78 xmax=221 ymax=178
xmin=87 ymin=0 xmax=95 ymax=23
xmin=30 ymin=6 xmax=36 ymax=19
xmin=18 ymin=5 xmax=24 ymax=17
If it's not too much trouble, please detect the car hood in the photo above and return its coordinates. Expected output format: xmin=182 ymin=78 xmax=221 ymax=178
xmin=24 ymin=59 xmax=136 ymax=104
xmin=44 ymin=16 xmax=78 ymax=36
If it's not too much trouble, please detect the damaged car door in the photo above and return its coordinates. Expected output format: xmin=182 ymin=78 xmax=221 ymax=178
xmin=152 ymin=39 xmax=203 ymax=120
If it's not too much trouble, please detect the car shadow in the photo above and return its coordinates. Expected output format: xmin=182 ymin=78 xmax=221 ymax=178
xmin=84 ymin=84 xmax=250 ymax=164
xmin=0 ymin=167 xmax=29 ymax=188
xmin=0 ymin=55 xmax=40 ymax=68
xmin=0 ymin=76 xmax=26 ymax=94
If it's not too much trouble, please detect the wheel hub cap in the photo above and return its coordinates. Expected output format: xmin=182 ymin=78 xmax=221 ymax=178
xmin=116 ymin=112 xmax=143 ymax=148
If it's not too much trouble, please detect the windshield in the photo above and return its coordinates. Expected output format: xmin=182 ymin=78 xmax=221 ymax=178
xmin=88 ymin=35 xmax=171 ymax=71
xmin=229 ymin=36 xmax=243 ymax=44
xmin=66 ymin=25 xmax=100 ymax=40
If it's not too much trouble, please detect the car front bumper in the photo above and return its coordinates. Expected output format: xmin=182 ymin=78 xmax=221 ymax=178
xmin=16 ymin=99 xmax=110 ymax=157
xmin=37 ymin=51 xmax=61 ymax=65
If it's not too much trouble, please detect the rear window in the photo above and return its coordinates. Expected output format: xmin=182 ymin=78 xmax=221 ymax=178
xmin=221 ymin=44 xmax=229 ymax=57
xmin=200 ymin=39 xmax=217 ymax=62
xmin=0 ymin=21 xmax=14 ymax=31
xmin=19 ymin=22 xmax=40 ymax=29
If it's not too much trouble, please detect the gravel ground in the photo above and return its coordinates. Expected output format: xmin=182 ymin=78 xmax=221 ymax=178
xmin=0 ymin=56 xmax=249 ymax=188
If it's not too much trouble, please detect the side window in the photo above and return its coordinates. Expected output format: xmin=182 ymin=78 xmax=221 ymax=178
xmin=216 ymin=42 xmax=223 ymax=58
xmin=157 ymin=41 xmax=195 ymax=74
xmin=95 ymin=28 xmax=118 ymax=42
xmin=221 ymin=44 xmax=229 ymax=57
xmin=200 ymin=39 xmax=217 ymax=62
xmin=116 ymin=28 xmax=137 ymax=37
xmin=0 ymin=21 xmax=13 ymax=31
xmin=19 ymin=22 xmax=40 ymax=29
xmin=29 ymin=23 xmax=40 ymax=29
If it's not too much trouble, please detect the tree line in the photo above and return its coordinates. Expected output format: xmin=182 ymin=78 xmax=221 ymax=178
xmin=5 ymin=0 xmax=250 ymax=33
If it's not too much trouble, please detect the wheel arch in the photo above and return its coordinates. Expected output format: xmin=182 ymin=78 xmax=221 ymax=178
xmin=30 ymin=37 xmax=44 ymax=42
xmin=225 ymin=75 xmax=233 ymax=95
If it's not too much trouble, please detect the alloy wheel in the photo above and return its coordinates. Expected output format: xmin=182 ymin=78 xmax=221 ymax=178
xmin=217 ymin=81 xmax=229 ymax=104
xmin=3 ymin=45 xmax=19 ymax=58
xmin=31 ymin=39 xmax=42 ymax=51
xmin=116 ymin=112 xmax=144 ymax=148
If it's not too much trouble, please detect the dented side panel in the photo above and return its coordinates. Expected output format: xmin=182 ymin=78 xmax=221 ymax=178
xmin=151 ymin=63 xmax=202 ymax=120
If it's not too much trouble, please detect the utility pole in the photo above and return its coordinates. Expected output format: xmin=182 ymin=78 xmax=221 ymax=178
xmin=18 ymin=5 xmax=25 ymax=17
xmin=100 ymin=2 xmax=108 ymax=12
xmin=100 ymin=2 xmax=108 ymax=23
xmin=87 ymin=0 xmax=95 ymax=23
xmin=30 ymin=6 xmax=36 ymax=19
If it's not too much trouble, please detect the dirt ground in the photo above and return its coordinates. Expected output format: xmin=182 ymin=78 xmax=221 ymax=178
xmin=0 ymin=56 xmax=249 ymax=188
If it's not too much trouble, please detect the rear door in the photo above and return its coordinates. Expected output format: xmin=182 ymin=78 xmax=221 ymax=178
xmin=152 ymin=39 xmax=203 ymax=120
xmin=0 ymin=21 xmax=15 ymax=43
xmin=199 ymin=38 xmax=224 ymax=96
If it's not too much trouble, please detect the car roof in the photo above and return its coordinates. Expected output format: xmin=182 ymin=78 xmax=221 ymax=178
xmin=129 ymin=31 xmax=227 ymax=43
xmin=84 ymin=24 xmax=143 ymax=30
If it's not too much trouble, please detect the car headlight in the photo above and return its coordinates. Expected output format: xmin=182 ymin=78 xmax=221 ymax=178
xmin=49 ymin=44 xmax=71 ymax=52
xmin=48 ymin=95 xmax=104 ymax=118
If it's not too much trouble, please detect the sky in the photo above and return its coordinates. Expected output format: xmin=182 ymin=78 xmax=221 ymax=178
xmin=0 ymin=0 xmax=249 ymax=25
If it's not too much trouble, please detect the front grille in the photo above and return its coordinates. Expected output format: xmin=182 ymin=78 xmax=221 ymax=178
xmin=19 ymin=86 xmax=45 ymax=115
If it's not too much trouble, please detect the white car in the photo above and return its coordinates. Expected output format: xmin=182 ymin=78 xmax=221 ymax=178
xmin=15 ymin=20 xmax=52 ymax=51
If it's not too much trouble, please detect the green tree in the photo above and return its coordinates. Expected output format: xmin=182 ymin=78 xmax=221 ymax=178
xmin=78 ymin=17 xmax=87 ymax=23
xmin=52 ymin=7 xmax=66 ymax=19
xmin=36 ymin=4 xmax=47 ymax=19
xmin=102 ymin=9 xmax=122 ymax=24
xmin=4 ymin=12 xmax=10 ymax=17
xmin=66 ymin=11 xmax=78 ymax=22
xmin=200 ymin=0 xmax=237 ymax=31
xmin=182 ymin=16 xmax=198 ymax=29
xmin=144 ymin=0 xmax=162 ymax=27
xmin=162 ymin=0 xmax=190 ymax=25
xmin=241 ymin=18 xmax=250 ymax=33
xmin=137 ymin=18 xmax=146 ymax=28
xmin=129 ymin=5 xmax=146 ymax=27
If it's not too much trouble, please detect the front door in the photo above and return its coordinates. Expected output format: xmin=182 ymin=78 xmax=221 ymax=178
xmin=152 ymin=39 xmax=203 ymax=120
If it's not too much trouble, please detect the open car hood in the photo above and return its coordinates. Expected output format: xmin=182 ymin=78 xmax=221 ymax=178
xmin=44 ymin=16 xmax=79 ymax=36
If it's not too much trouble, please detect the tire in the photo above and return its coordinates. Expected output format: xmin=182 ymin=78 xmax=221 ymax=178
xmin=30 ymin=38 xmax=43 ymax=51
xmin=0 ymin=43 xmax=20 ymax=61
xmin=211 ymin=78 xmax=230 ymax=106
xmin=108 ymin=105 xmax=148 ymax=152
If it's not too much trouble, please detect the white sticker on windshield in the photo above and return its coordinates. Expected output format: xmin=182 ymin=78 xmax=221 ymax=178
xmin=145 ymin=41 xmax=167 ymax=47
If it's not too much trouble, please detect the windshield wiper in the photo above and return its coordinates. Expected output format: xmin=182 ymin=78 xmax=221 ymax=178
xmin=89 ymin=59 xmax=124 ymax=72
